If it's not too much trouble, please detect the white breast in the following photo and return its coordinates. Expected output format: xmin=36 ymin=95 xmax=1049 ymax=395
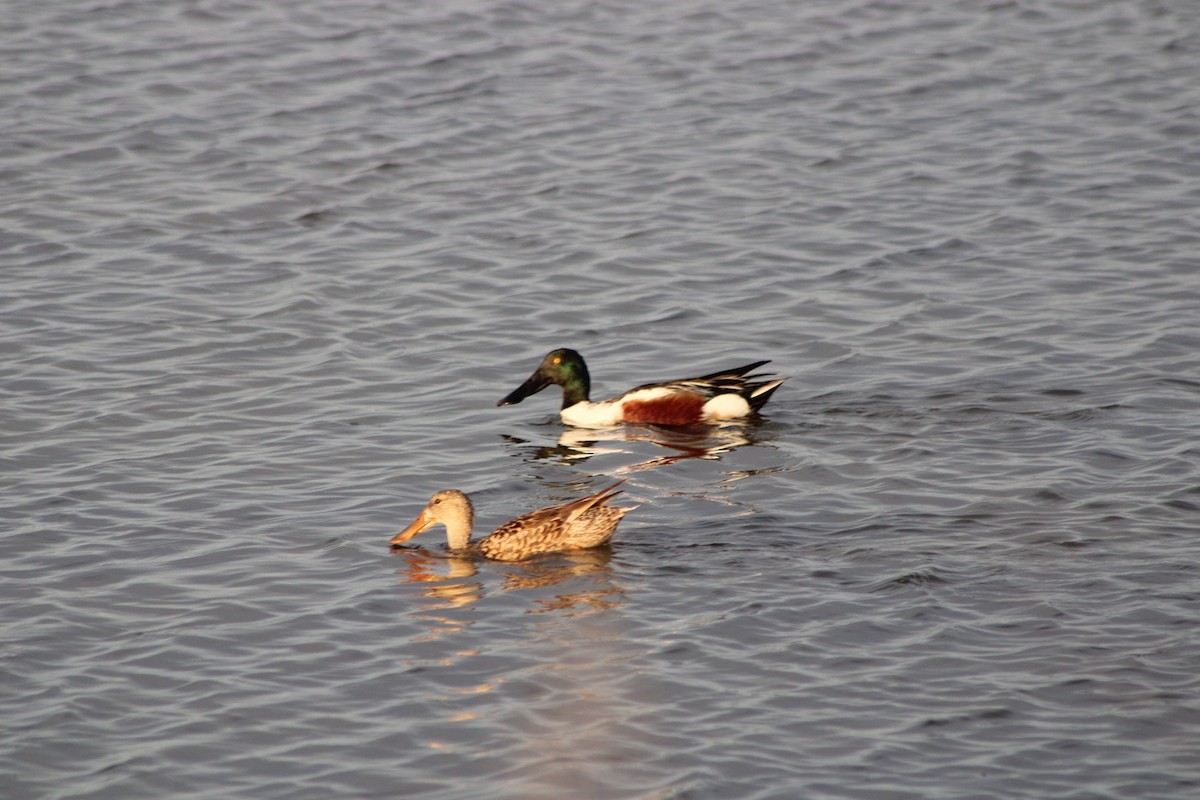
xmin=560 ymin=401 xmax=623 ymax=428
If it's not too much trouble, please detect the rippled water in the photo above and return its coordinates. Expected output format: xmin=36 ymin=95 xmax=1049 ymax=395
xmin=4 ymin=1 xmax=1200 ymax=798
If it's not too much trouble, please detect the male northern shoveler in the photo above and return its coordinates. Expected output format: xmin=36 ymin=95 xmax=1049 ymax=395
xmin=389 ymin=481 xmax=634 ymax=561
xmin=497 ymin=348 xmax=787 ymax=428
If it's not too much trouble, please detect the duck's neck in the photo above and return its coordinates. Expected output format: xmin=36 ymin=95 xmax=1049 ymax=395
xmin=560 ymin=364 xmax=591 ymax=408
xmin=442 ymin=501 xmax=475 ymax=551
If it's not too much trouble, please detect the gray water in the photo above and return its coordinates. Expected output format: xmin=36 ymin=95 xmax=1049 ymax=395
xmin=3 ymin=1 xmax=1200 ymax=798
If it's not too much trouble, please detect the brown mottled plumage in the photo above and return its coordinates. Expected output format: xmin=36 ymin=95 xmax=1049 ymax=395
xmin=389 ymin=482 xmax=634 ymax=561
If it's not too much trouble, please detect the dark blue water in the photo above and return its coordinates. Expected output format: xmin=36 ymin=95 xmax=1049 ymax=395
xmin=3 ymin=1 xmax=1199 ymax=798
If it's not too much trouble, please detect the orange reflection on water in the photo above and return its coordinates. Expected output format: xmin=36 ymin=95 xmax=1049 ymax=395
xmin=393 ymin=545 xmax=623 ymax=615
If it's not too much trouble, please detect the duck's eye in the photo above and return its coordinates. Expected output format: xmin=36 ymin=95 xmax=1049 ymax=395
xmin=552 ymin=356 xmax=561 ymax=365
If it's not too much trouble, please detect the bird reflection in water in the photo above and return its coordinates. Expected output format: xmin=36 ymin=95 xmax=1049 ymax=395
xmin=394 ymin=549 xmax=483 ymax=609
xmin=393 ymin=545 xmax=622 ymax=614
xmin=503 ymin=421 xmax=762 ymax=472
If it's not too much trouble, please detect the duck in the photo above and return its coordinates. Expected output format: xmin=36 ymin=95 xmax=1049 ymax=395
xmin=389 ymin=481 xmax=634 ymax=561
xmin=497 ymin=348 xmax=787 ymax=428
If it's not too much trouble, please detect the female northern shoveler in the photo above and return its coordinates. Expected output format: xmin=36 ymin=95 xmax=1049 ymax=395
xmin=497 ymin=348 xmax=787 ymax=428
xmin=389 ymin=482 xmax=634 ymax=561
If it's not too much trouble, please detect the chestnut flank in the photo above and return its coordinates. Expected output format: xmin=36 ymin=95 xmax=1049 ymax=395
xmin=620 ymin=394 xmax=706 ymax=424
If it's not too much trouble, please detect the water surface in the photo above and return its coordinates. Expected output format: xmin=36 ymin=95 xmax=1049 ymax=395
xmin=3 ymin=1 xmax=1199 ymax=798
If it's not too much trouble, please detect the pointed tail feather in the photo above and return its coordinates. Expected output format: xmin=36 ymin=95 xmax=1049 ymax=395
xmin=588 ymin=480 xmax=627 ymax=507
xmin=747 ymin=378 xmax=788 ymax=412
xmin=693 ymin=360 xmax=771 ymax=382
xmin=567 ymin=480 xmax=626 ymax=515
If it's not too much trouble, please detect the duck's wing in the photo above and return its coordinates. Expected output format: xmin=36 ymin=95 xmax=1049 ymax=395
xmin=621 ymin=361 xmax=778 ymax=400
xmin=478 ymin=482 xmax=627 ymax=559
xmin=508 ymin=480 xmax=626 ymax=528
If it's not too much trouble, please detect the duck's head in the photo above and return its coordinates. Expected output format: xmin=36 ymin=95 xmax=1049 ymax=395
xmin=390 ymin=490 xmax=474 ymax=548
xmin=497 ymin=348 xmax=591 ymax=409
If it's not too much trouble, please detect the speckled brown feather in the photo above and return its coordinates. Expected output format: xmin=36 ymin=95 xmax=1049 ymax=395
xmin=475 ymin=482 xmax=632 ymax=561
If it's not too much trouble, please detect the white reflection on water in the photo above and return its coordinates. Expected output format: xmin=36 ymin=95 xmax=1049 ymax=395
xmin=506 ymin=598 xmax=640 ymax=798
xmin=504 ymin=421 xmax=768 ymax=472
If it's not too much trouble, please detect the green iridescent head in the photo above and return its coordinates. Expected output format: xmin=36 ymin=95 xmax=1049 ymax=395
xmin=498 ymin=348 xmax=592 ymax=409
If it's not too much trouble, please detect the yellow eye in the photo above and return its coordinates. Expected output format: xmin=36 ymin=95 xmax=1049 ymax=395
xmin=552 ymin=357 xmax=561 ymax=364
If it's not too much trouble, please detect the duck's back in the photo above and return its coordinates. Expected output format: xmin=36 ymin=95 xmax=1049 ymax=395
xmin=475 ymin=483 xmax=632 ymax=561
